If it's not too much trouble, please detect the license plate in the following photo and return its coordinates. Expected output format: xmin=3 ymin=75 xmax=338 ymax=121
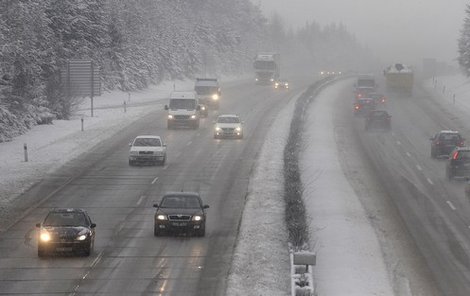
xmin=56 ymin=247 xmax=72 ymax=252
xmin=172 ymin=222 xmax=187 ymax=227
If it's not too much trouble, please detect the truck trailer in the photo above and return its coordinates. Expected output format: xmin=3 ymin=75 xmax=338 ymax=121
xmin=253 ymin=52 xmax=280 ymax=84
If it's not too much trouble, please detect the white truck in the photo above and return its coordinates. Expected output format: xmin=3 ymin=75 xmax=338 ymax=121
xmin=253 ymin=52 xmax=280 ymax=84
xmin=194 ymin=78 xmax=221 ymax=110
xmin=164 ymin=91 xmax=200 ymax=129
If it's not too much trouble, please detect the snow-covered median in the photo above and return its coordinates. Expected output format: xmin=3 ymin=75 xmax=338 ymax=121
xmin=300 ymin=79 xmax=394 ymax=295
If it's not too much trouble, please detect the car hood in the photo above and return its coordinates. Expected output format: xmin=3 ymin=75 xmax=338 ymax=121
xmin=130 ymin=146 xmax=165 ymax=153
xmin=42 ymin=226 xmax=89 ymax=237
xmin=168 ymin=109 xmax=196 ymax=115
xmin=157 ymin=208 xmax=203 ymax=216
xmin=215 ymin=123 xmax=241 ymax=129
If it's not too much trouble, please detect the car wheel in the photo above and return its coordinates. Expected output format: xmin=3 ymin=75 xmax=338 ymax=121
xmin=431 ymin=149 xmax=436 ymax=159
xmin=38 ymin=246 xmax=46 ymax=257
xmin=160 ymin=156 xmax=166 ymax=166
xmin=196 ymin=227 xmax=205 ymax=237
xmin=83 ymin=242 xmax=92 ymax=257
xmin=154 ymin=225 xmax=162 ymax=237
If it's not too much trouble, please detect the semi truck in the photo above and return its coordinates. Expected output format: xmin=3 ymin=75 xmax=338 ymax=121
xmin=384 ymin=63 xmax=414 ymax=95
xmin=253 ymin=52 xmax=280 ymax=84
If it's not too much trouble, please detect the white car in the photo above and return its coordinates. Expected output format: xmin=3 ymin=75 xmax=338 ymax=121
xmin=214 ymin=114 xmax=244 ymax=139
xmin=129 ymin=135 xmax=167 ymax=166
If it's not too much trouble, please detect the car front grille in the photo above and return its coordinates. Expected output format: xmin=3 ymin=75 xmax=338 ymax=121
xmin=168 ymin=215 xmax=191 ymax=221
xmin=174 ymin=115 xmax=190 ymax=120
xmin=139 ymin=151 xmax=153 ymax=155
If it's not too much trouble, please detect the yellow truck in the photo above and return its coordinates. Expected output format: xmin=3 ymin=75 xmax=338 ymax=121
xmin=384 ymin=63 xmax=414 ymax=95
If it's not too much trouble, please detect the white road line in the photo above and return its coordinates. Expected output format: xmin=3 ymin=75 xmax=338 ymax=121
xmin=416 ymin=165 xmax=422 ymax=171
xmin=151 ymin=176 xmax=159 ymax=184
xmin=163 ymin=165 xmax=169 ymax=170
xmin=406 ymin=152 xmax=412 ymax=157
xmin=186 ymin=141 xmax=192 ymax=146
xmin=137 ymin=195 xmax=146 ymax=205
xmin=446 ymin=201 xmax=457 ymax=211
xmin=396 ymin=140 xmax=402 ymax=145
xmin=426 ymin=178 xmax=434 ymax=185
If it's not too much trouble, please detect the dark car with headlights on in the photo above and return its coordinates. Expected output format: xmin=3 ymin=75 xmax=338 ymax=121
xmin=36 ymin=208 xmax=96 ymax=257
xmin=447 ymin=147 xmax=470 ymax=180
xmin=153 ymin=192 xmax=209 ymax=237
xmin=430 ymin=130 xmax=465 ymax=158
xmin=365 ymin=110 xmax=391 ymax=131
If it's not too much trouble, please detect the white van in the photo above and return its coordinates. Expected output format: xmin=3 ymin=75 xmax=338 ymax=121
xmin=164 ymin=91 xmax=200 ymax=129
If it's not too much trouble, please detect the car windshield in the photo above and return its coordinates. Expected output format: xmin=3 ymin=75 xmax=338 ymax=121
xmin=133 ymin=138 xmax=161 ymax=147
xmin=160 ymin=196 xmax=201 ymax=208
xmin=194 ymin=86 xmax=218 ymax=95
xmin=43 ymin=212 xmax=88 ymax=227
xmin=439 ymin=134 xmax=460 ymax=141
xmin=217 ymin=116 xmax=240 ymax=123
xmin=169 ymin=99 xmax=196 ymax=109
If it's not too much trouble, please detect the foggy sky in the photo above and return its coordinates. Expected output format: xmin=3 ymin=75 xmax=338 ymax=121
xmin=255 ymin=0 xmax=468 ymax=67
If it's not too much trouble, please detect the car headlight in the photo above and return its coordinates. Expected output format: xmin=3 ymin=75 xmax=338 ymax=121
xmin=40 ymin=231 xmax=51 ymax=242
xmin=270 ymin=78 xmax=274 ymax=82
xmin=76 ymin=229 xmax=90 ymax=241
xmin=191 ymin=114 xmax=197 ymax=119
xmin=235 ymin=127 xmax=242 ymax=132
xmin=192 ymin=215 xmax=203 ymax=221
xmin=215 ymin=126 xmax=221 ymax=131
xmin=168 ymin=114 xmax=174 ymax=119
xmin=201 ymin=106 xmax=206 ymax=110
xmin=212 ymin=94 xmax=219 ymax=101
xmin=129 ymin=151 xmax=139 ymax=156
xmin=157 ymin=214 xmax=168 ymax=221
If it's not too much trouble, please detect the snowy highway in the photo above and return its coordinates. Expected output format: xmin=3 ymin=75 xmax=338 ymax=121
xmin=0 ymin=78 xmax=310 ymax=295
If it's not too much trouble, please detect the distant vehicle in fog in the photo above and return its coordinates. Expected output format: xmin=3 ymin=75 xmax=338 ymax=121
xmin=446 ymin=147 xmax=470 ymax=180
xmin=253 ymin=52 xmax=280 ymax=84
xmin=129 ymin=135 xmax=167 ymax=166
xmin=353 ymin=98 xmax=376 ymax=116
xmin=384 ymin=63 xmax=414 ymax=95
xmin=368 ymin=92 xmax=387 ymax=105
xmin=274 ymin=79 xmax=289 ymax=89
xmin=354 ymin=74 xmax=377 ymax=99
xmin=194 ymin=78 xmax=221 ymax=110
xmin=430 ymin=130 xmax=465 ymax=159
xmin=365 ymin=110 xmax=391 ymax=131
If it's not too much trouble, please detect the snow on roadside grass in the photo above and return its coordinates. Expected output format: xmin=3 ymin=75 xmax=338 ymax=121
xmin=226 ymin=93 xmax=297 ymax=296
xmin=0 ymin=80 xmax=192 ymax=203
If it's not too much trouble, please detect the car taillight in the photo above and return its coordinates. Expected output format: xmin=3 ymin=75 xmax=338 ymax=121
xmin=459 ymin=141 xmax=465 ymax=146
xmin=452 ymin=151 xmax=459 ymax=160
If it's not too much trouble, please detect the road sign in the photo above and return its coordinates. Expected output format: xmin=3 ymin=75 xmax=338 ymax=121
xmin=61 ymin=60 xmax=101 ymax=97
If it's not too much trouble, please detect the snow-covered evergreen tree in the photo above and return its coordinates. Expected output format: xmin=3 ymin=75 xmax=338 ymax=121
xmin=458 ymin=4 xmax=470 ymax=76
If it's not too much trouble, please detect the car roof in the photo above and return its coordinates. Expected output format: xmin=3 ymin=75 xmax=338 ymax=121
xmin=48 ymin=208 xmax=86 ymax=213
xmin=170 ymin=91 xmax=196 ymax=99
xmin=163 ymin=192 xmax=200 ymax=197
xmin=135 ymin=135 xmax=161 ymax=139
xmin=439 ymin=130 xmax=459 ymax=134
xmin=218 ymin=114 xmax=239 ymax=118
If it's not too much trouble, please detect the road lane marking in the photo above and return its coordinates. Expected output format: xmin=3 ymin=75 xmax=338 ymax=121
xmin=163 ymin=165 xmax=169 ymax=170
xmin=151 ymin=176 xmax=159 ymax=184
xmin=186 ymin=141 xmax=192 ymax=146
xmin=416 ymin=165 xmax=422 ymax=171
xmin=396 ymin=140 xmax=402 ymax=145
xmin=137 ymin=195 xmax=146 ymax=205
xmin=426 ymin=178 xmax=434 ymax=185
xmin=446 ymin=201 xmax=457 ymax=211
xmin=406 ymin=152 xmax=412 ymax=157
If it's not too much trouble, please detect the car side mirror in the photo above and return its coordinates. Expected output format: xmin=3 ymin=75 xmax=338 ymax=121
xmin=129 ymin=142 xmax=133 ymax=147
xmin=90 ymin=223 xmax=97 ymax=228
xmin=164 ymin=105 xmax=169 ymax=110
xmin=35 ymin=223 xmax=41 ymax=228
xmin=196 ymin=105 xmax=201 ymax=111
xmin=153 ymin=203 xmax=159 ymax=208
xmin=163 ymin=144 xmax=167 ymax=147
xmin=203 ymin=205 xmax=210 ymax=209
